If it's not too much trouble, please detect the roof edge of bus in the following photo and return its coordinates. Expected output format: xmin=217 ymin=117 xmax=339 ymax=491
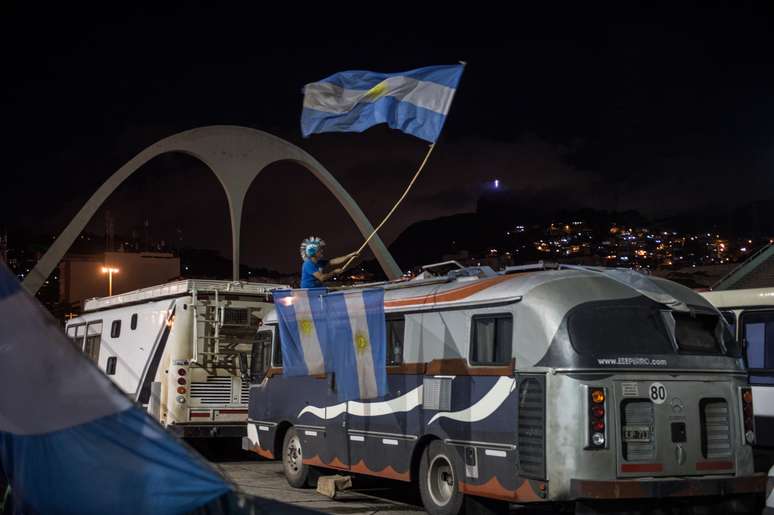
xmin=82 ymin=278 xmax=289 ymax=312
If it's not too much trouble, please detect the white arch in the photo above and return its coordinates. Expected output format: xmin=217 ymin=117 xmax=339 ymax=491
xmin=22 ymin=126 xmax=402 ymax=294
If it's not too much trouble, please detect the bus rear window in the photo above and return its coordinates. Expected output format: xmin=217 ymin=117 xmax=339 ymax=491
xmin=569 ymin=297 xmax=738 ymax=357
xmin=673 ymin=312 xmax=722 ymax=354
xmin=568 ymin=298 xmax=674 ymax=355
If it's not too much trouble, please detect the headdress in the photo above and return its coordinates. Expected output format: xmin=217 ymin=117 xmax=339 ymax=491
xmin=300 ymin=236 xmax=326 ymax=260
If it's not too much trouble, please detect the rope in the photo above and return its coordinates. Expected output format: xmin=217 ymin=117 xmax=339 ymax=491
xmin=341 ymin=143 xmax=436 ymax=271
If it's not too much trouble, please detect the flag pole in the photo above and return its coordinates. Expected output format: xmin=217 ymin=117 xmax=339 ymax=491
xmin=340 ymin=61 xmax=466 ymax=273
xmin=341 ymin=142 xmax=436 ymax=272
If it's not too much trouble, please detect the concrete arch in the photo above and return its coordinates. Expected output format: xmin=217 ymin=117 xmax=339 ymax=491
xmin=23 ymin=126 xmax=402 ymax=295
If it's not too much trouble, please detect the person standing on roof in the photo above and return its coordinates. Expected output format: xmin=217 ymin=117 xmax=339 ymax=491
xmin=299 ymin=236 xmax=358 ymax=289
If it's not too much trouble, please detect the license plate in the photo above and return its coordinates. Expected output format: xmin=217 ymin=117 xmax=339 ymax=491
xmin=623 ymin=425 xmax=652 ymax=442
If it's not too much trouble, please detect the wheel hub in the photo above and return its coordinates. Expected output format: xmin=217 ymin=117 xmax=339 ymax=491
xmin=286 ymin=435 xmax=302 ymax=472
xmin=427 ymin=454 xmax=455 ymax=507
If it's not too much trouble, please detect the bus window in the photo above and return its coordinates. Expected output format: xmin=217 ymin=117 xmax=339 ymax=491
xmin=272 ymin=327 xmax=283 ymax=367
xmin=569 ymin=297 xmax=673 ymax=355
xmin=110 ymin=320 xmax=121 ymax=339
xmin=741 ymin=311 xmax=774 ymax=385
xmin=75 ymin=324 xmax=87 ymax=349
xmin=84 ymin=321 xmax=102 ymax=363
xmin=673 ymin=312 xmax=726 ymax=355
xmin=386 ymin=316 xmax=405 ymax=366
xmin=130 ymin=313 xmax=138 ymax=330
xmin=251 ymin=330 xmax=273 ymax=383
xmin=470 ymin=314 xmax=513 ymax=365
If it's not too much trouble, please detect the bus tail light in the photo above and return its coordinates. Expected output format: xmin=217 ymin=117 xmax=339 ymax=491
xmin=177 ymin=386 xmax=186 ymax=394
xmin=588 ymin=387 xmax=607 ymax=449
xmin=741 ymin=387 xmax=755 ymax=444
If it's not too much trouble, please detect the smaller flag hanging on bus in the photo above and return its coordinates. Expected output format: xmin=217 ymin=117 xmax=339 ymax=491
xmin=325 ymin=288 xmax=387 ymax=401
xmin=273 ymin=288 xmax=331 ymax=376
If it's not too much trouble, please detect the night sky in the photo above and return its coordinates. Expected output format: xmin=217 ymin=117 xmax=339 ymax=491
xmin=3 ymin=4 xmax=774 ymax=273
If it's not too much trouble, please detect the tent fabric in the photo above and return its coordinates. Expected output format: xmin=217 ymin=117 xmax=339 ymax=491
xmin=0 ymin=408 xmax=230 ymax=515
xmin=0 ymin=266 xmax=130 ymax=435
xmin=0 ymin=263 xmax=230 ymax=514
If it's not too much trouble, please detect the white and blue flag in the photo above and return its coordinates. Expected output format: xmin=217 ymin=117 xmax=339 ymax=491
xmin=273 ymin=288 xmax=331 ymax=376
xmin=301 ymin=64 xmax=464 ymax=143
xmin=325 ymin=289 xmax=387 ymax=401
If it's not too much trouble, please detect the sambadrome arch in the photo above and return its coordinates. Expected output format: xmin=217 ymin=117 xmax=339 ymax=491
xmin=22 ymin=126 xmax=402 ymax=295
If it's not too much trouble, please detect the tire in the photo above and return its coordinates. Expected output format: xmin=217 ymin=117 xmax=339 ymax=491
xmin=419 ymin=440 xmax=465 ymax=515
xmin=282 ymin=427 xmax=312 ymax=488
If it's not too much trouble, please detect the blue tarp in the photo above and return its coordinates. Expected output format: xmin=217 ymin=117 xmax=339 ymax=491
xmin=0 ymin=263 xmax=230 ymax=514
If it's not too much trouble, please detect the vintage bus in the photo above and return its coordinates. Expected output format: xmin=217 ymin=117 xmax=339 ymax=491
xmin=701 ymin=287 xmax=774 ymax=473
xmin=245 ymin=264 xmax=765 ymax=513
xmin=66 ymin=279 xmax=284 ymax=438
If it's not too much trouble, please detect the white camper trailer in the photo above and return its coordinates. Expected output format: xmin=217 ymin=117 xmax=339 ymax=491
xmin=701 ymin=287 xmax=774 ymax=472
xmin=65 ymin=279 xmax=286 ymax=438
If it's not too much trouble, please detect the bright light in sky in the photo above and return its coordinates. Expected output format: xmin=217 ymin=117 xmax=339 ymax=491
xmin=494 ymin=179 xmax=499 ymax=188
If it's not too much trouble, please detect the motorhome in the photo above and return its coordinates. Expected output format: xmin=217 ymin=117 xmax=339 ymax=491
xmin=701 ymin=287 xmax=774 ymax=472
xmin=244 ymin=263 xmax=764 ymax=514
xmin=66 ymin=279 xmax=285 ymax=438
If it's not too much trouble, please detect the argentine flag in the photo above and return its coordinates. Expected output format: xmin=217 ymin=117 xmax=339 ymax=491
xmin=325 ymin=289 xmax=387 ymax=401
xmin=273 ymin=288 xmax=331 ymax=376
xmin=301 ymin=64 xmax=464 ymax=143
xmin=0 ymin=263 xmax=229 ymax=514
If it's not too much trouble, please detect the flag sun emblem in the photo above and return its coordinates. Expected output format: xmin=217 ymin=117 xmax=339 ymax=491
xmin=355 ymin=332 xmax=369 ymax=353
xmin=299 ymin=319 xmax=314 ymax=335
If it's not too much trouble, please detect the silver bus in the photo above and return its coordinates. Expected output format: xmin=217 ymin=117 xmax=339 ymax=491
xmin=246 ymin=264 xmax=765 ymax=513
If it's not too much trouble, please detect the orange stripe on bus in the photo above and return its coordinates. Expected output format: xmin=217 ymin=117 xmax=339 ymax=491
xmin=384 ymin=274 xmax=517 ymax=308
xmin=350 ymin=460 xmax=410 ymax=481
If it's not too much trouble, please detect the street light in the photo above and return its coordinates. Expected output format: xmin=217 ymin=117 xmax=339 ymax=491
xmin=101 ymin=267 xmax=119 ymax=296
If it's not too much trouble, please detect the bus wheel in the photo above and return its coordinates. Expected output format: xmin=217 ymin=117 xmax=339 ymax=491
xmin=419 ymin=441 xmax=464 ymax=515
xmin=282 ymin=428 xmax=311 ymax=488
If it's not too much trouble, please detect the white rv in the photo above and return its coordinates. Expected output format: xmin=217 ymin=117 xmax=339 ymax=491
xmin=701 ymin=287 xmax=774 ymax=472
xmin=65 ymin=279 xmax=286 ymax=438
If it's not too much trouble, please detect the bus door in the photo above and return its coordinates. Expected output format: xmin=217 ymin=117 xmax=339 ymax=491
xmin=324 ymin=376 xmax=350 ymax=471
xmin=739 ymin=310 xmax=774 ymax=448
xmin=248 ymin=328 xmax=275 ymax=421
xmin=345 ymin=315 xmax=412 ymax=477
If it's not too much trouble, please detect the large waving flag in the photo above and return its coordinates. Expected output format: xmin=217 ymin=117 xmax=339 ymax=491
xmin=273 ymin=288 xmax=331 ymax=376
xmin=0 ymin=263 xmax=230 ymax=515
xmin=325 ymin=289 xmax=387 ymax=401
xmin=301 ymin=64 xmax=464 ymax=143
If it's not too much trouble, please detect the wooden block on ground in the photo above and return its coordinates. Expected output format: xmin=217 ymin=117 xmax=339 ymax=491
xmin=316 ymin=474 xmax=352 ymax=499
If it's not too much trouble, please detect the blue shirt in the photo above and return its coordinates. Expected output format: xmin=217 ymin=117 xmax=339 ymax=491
xmin=300 ymin=259 xmax=328 ymax=288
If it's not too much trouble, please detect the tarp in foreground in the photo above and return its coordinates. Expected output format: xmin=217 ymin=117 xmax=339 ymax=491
xmin=0 ymin=262 xmax=230 ymax=515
